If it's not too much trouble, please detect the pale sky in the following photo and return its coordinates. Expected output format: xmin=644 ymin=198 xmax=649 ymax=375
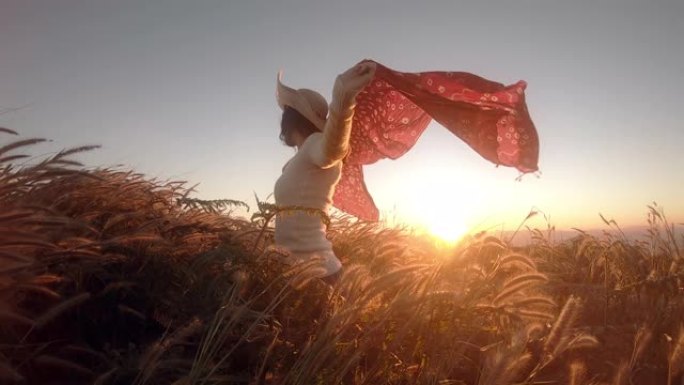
xmin=1 ymin=0 xmax=682 ymax=233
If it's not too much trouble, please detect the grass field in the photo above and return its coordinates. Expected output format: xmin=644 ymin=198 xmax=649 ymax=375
xmin=1 ymin=131 xmax=682 ymax=385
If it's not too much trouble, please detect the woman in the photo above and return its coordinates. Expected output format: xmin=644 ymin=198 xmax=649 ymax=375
xmin=273 ymin=61 xmax=376 ymax=285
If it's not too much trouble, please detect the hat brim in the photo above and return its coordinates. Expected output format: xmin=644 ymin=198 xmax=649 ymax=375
xmin=276 ymin=71 xmax=326 ymax=131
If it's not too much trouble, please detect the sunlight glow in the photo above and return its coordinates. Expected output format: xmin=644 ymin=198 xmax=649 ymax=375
xmin=404 ymin=205 xmax=470 ymax=245
xmin=423 ymin=215 xmax=469 ymax=244
xmin=383 ymin=164 xmax=483 ymax=244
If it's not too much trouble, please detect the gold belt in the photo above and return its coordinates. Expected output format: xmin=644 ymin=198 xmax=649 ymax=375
xmin=275 ymin=205 xmax=331 ymax=229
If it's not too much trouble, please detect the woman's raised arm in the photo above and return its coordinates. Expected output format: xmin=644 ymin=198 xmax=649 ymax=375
xmin=310 ymin=62 xmax=376 ymax=168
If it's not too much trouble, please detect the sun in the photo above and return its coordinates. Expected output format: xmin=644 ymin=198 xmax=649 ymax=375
xmin=414 ymin=208 xmax=469 ymax=244
xmin=391 ymin=196 xmax=471 ymax=245
xmin=425 ymin=217 xmax=468 ymax=244
xmin=370 ymin=154 xmax=489 ymax=245
xmin=386 ymin=206 xmax=470 ymax=245
xmin=386 ymin=166 xmax=476 ymax=244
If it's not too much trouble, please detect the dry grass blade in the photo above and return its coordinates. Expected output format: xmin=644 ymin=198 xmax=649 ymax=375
xmin=255 ymin=328 xmax=280 ymax=385
xmin=515 ymin=309 xmax=555 ymax=320
xmin=101 ymin=233 xmax=166 ymax=246
xmin=669 ymin=325 xmax=684 ymax=385
xmin=35 ymin=292 xmax=91 ymax=328
xmin=102 ymin=212 xmax=142 ymax=232
xmin=63 ymin=345 xmax=111 ymax=364
xmin=48 ymin=159 xmax=84 ymax=167
xmin=53 ymin=145 xmax=101 ymax=159
xmin=505 ymin=352 xmax=533 ymax=382
xmin=118 ymin=305 xmax=146 ymax=321
xmin=507 ymin=296 xmax=556 ymax=308
xmin=0 ymin=360 xmax=24 ymax=382
xmin=0 ymin=210 xmax=35 ymax=222
xmin=569 ymin=360 xmax=587 ymax=385
xmin=565 ymin=334 xmax=599 ymax=351
xmin=93 ymin=368 xmax=117 ymax=385
xmin=544 ymin=296 xmax=581 ymax=354
xmin=612 ymin=361 xmax=630 ymax=385
xmin=0 ymin=127 xmax=19 ymax=135
xmin=0 ymin=230 xmax=54 ymax=248
xmin=493 ymin=273 xmax=548 ymax=305
xmin=33 ymin=355 xmax=95 ymax=377
xmin=98 ymin=281 xmax=138 ymax=296
xmin=0 ymin=262 xmax=32 ymax=274
xmin=0 ymin=153 xmax=31 ymax=163
xmin=28 ymin=274 xmax=65 ymax=285
xmin=479 ymin=343 xmax=530 ymax=385
xmin=0 ymin=250 xmax=34 ymax=263
xmin=0 ymin=138 xmax=47 ymax=157
xmin=498 ymin=252 xmax=537 ymax=270
xmin=14 ymin=284 xmax=62 ymax=300
xmin=360 ymin=264 xmax=428 ymax=300
xmin=137 ymin=318 xmax=203 ymax=384
xmin=0 ymin=309 xmax=36 ymax=326
xmin=0 ymin=236 xmax=55 ymax=249
xmin=630 ymin=325 xmax=652 ymax=369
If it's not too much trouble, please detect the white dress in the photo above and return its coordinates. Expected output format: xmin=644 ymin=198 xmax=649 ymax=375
xmin=273 ymin=132 xmax=343 ymax=277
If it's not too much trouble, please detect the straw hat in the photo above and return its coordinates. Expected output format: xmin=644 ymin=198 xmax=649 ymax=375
xmin=276 ymin=71 xmax=328 ymax=131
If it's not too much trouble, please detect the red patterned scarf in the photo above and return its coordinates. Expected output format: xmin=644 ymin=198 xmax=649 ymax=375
xmin=332 ymin=60 xmax=539 ymax=221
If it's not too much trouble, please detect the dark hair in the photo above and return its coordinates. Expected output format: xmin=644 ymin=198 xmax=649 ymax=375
xmin=280 ymin=106 xmax=319 ymax=147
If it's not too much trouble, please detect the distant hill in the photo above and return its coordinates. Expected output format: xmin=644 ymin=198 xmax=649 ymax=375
xmin=499 ymin=225 xmax=684 ymax=246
